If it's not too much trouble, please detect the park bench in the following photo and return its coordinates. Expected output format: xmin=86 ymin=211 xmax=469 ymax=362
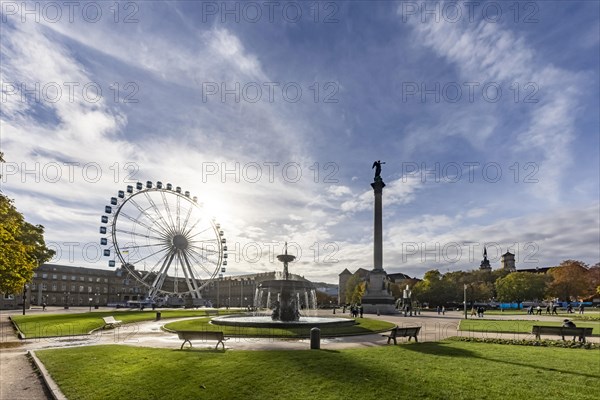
xmin=382 ymin=326 xmax=421 ymax=344
xmin=532 ymin=326 xmax=593 ymax=343
xmin=102 ymin=316 xmax=123 ymax=329
xmin=177 ymin=330 xmax=229 ymax=350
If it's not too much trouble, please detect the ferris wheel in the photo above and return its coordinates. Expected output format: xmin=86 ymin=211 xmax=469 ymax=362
xmin=99 ymin=181 xmax=227 ymax=300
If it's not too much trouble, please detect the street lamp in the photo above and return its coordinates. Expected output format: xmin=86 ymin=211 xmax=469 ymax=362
xmin=88 ymin=297 xmax=93 ymax=312
xmin=64 ymin=292 xmax=70 ymax=309
xmin=22 ymin=284 xmax=28 ymax=316
xmin=464 ymin=284 xmax=468 ymax=319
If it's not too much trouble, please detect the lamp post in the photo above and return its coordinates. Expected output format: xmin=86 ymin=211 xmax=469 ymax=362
xmin=464 ymin=284 xmax=468 ymax=319
xmin=88 ymin=297 xmax=93 ymax=312
xmin=64 ymin=291 xmax=70 ymax=309
xmin=240 ymin=279 xmax=244 ymax=308
xmin=22 ymin=284 xmax=28 ymax=316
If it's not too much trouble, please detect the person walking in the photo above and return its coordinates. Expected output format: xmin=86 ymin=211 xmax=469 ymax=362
xmin=441 ymin=306 xmax=445 ymax=315
xmin=578 ymin=304 xmax=584 ymax=314
xmin=359 ymin=305 xmax=364 ymax=318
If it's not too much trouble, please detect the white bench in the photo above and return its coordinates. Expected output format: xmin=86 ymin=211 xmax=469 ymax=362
xmin=178 ymin=331 xmax=229 ymax=350
xmin=102 ymin=316 xmax=123 ymax=328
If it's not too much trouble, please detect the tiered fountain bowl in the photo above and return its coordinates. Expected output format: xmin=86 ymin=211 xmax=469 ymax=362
xmin=211 ymin=242 xmax=355 ymax=329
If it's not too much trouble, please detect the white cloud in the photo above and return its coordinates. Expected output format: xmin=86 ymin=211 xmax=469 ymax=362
xmin=404 ymin=13 xmax=583 ymax=202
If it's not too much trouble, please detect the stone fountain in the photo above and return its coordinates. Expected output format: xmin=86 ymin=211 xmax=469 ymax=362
xmin=211 ymin=242 xmax=354 ymax=329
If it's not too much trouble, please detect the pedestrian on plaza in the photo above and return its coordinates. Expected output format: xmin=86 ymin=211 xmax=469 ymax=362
xmin=42 ymin=302 xmax=46 ymax=311
xmin=436 ymin=305 xmax=440 ymax=315
xmin=359 ymin=305 xmax=364 ymax=318
xmin=562 ymin=319 xmax=576 ymax=328
xmin=545 ymin=305 xmax=550 ymax=314
xmin=536 ymin=306 xmax=542 ymax=315
xmin=578 ymin=304 xmax=584 ymax=314
xmin=567 ymin=304 xmax=573 ymax=313
xmin=441 ymin=306 xmax=445 ymax=315
xmin=552 ymin=305 xmax=558 ymax=315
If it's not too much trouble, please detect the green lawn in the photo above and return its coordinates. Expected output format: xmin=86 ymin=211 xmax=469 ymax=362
xmin=164 ymin=317 xmax=395 ymax=337
xmin=459 ymin=319 xmax=600 ymax=336
xmin=11 ymin=309 xmax=239 ymax=338
xmin=35 ymin=341 xmax=600 ymax=400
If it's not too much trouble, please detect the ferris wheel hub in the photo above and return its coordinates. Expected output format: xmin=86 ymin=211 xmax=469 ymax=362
xmin=172 ymin=234 xmax=189 ymax=250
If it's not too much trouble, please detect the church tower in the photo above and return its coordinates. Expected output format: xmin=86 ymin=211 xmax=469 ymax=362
xmin=501 ymin=251 xmax=516 ymax=271
xmin=479 ymin=247 xmax=491 ymax=270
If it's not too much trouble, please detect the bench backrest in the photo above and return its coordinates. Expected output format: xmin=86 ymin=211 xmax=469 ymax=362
xmin=392 ymin=326 xmax=421 ymax=336
xmin=532 ymin=326 xmax=593 ymax=335
xmin=177 ymin=331 xmax=224 ymax=340
xmin=103 ymin=316 xmax=117 ymax=323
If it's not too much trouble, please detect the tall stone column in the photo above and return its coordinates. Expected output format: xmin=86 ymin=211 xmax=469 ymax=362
xmin=361 ymin=177 xmax=396 ymax=314
xmin=371 ymin=180 xmax=385 ymax=270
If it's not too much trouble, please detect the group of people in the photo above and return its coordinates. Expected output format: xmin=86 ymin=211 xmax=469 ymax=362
xmin=344 ymin=304 xmax=363 ymax=318
xmin=526 ymin=303 xmax=584 ymax=315
xmin=470 ymin=306 xmax=486 ymax=317
xmin=527 ymin=305 xmax=543 ymax=315
xmin=435 ymin=305 xmax=446 ymax=315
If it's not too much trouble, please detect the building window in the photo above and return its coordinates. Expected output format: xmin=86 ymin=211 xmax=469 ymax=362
xmin=88 ymin=287 xmax=92 ymax=293
xmin=31 ymin=283 xmax=37 ymax=290
xmin=103 ymin=287 xmax=108 ymax=293
xmin=71 ymin=276 xmax=76 ymax=281
xmin=52 ymin=284 xmax=57 ymax=291
xmin=62 ymin=275 xmax=67 ymax=280
xmin=79 ymin=285 xmax=84 ymax=292
xmin=52 ymin=274 xmax=57 ymax=279
xmin=3 ymin=294 xmax=14 ymax=300
xmin=104 ymin=278 xmax=108 ymax=283
xmin=80 ymin=277 xmax=85 ymax=281
xmin=61 ymin=284 xmax=67 ymax=291
xmin=71 ymin=284 xmax=76 ymax=291
xmin=42 ymin=273 xmax=48 ymax=279
xmin=33 ymin=272 xmax=37 ymax=278
xmin=96 ymin=278 xmax=101 ymax=282
xmin=42 ymin=284 xmax=48 ymax=290
xmin=88 ymin=277 xmax=93 ymax=282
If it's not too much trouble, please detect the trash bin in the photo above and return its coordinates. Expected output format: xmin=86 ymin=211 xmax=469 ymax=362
xmin=310 ymin=327 xmax=320 ymax=350
xmin=156 ymin=312 xmax=161 ymax=321
xmin=94 ymin=305 xmax=99 ymax=309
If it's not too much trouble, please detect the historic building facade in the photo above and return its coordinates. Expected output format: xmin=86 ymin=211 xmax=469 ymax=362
xmin=0 ymin=264 xmax=311 ymax=310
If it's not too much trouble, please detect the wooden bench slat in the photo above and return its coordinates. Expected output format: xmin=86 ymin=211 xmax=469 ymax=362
xmin=382 ymin=326 xmax=421 ymax=345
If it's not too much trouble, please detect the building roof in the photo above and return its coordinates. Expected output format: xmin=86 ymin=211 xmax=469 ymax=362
xmin=518 ymin=267 xmax=552 ymax=274
xmin=387 ymin=272 xmax=413 ymax=282
xmin=339 ymin=268 xmax=352 ymax=276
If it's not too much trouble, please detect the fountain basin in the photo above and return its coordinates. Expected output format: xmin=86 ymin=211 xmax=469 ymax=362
xmin=211 ymin=315 xmax=356 ymax=329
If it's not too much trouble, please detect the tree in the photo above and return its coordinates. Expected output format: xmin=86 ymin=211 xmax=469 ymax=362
xmin=0 ymin=194 xmax=55 ymax=294
xmin=546 ymin=260 xmax=591 ymax=301
xmin=495 ymin=272 xmax=549 ymax=306
xmin=345 ymin=274 xmax=365 ymax=304
xmin=587 ymin=263 xmax=600 ymax=298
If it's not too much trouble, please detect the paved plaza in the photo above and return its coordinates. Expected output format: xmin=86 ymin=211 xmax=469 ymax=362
xmin=1 ymin=307 xmax=597 ymax=399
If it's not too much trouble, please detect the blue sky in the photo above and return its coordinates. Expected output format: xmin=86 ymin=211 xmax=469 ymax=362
xmin=1 ymin=1 xmax=599 ymax=283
